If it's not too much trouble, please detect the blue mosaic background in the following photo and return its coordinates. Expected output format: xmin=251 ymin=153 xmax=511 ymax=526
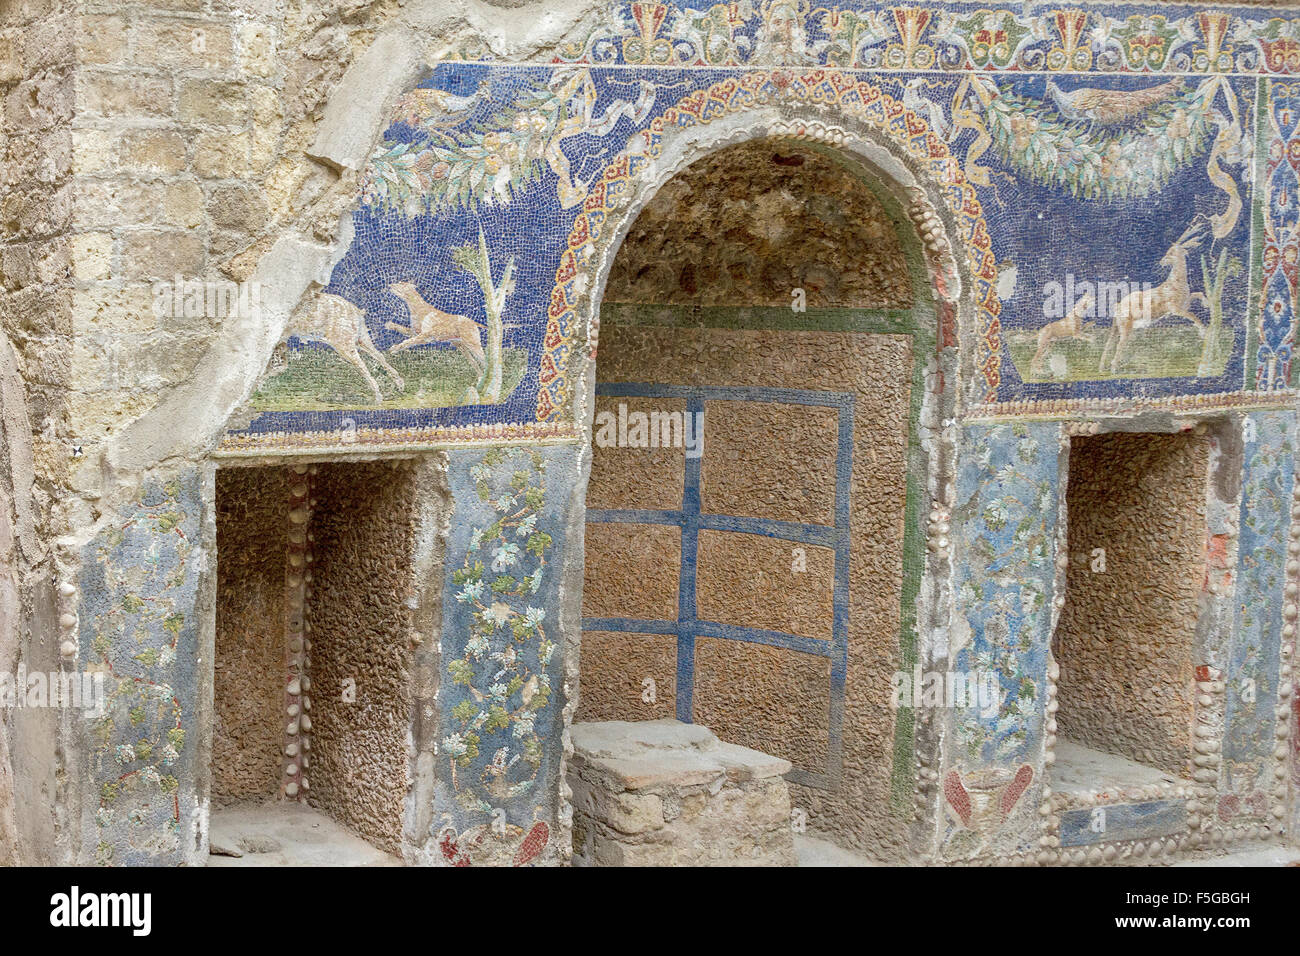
xmin=221 ymin=2 xmax=1299 ymax=450
xmin=950 ymin=422 xmax=1059 ymax=770
xmin=1059 ymin=799 xmax=1187 ymax=846
xmin=1224 ymin=410 xmax=1295 ymax=794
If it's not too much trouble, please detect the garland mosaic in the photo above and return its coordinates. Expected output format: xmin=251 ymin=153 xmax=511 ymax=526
xmin=217 ymin=1 xmax=1300 ymax=455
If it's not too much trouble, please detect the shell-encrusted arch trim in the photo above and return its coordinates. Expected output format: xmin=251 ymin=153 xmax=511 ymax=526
xmin=536 ymin=68 xmax=1002 ymax=422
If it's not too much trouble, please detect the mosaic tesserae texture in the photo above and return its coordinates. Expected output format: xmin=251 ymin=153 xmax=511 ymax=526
xmin=0 ymin=0 xmax=1298 ymax=868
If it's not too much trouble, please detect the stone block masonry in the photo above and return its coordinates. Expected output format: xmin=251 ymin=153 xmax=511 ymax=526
xmin=568 ymin=720 xmax=796 ymax=867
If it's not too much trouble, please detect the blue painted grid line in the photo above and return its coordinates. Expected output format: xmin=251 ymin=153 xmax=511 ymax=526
xmin=583 ymin=617 xmax=834 ymax=659
xmin=583 ymin=382 xmax=854 ymax=788
xmin=675 ymin=392 xmax=704 ymax=722
xmin=587 ymin=510 xmax=841 ymax=544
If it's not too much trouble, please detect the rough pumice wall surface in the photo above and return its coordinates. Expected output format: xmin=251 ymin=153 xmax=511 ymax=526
xmin=604 ymin=141 xmax=912 ymax=308
xmin=213 ymin=466 xmax=287 ymax=806
xmin=1056 ymin=432 xmax=1209 ymax=777
xmin=308 ymin=461 xmax=415 ymax=854
xmin=582 ymin=324 xmax=917 ymax=856
xmin=579 ymin=140 xmax=922 ymax=857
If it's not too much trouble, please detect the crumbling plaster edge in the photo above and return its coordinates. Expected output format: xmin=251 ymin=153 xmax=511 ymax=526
xmin=85 ymin=0 xmax=614 ymax=542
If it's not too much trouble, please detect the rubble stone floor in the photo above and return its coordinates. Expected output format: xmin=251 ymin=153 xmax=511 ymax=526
xmin=794 ymin=834 xmax=877 ymax=866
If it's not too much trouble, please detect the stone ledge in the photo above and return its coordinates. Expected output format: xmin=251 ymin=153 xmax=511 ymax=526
xmin=568 ymin=720 xmax=796 ymax=866
xmin=569 ymin=719 xmax=792 ymax=791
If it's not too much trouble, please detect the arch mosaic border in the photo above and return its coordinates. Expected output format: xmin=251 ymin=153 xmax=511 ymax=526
xmin=537 ymin=67 xmax=1000 ymax=423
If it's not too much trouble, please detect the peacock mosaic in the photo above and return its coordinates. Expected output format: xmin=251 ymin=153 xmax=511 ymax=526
xmin=218 ymin=1 xmax=1300 ymax=454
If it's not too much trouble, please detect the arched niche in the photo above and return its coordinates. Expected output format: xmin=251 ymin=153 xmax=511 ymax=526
xmin=572 ymin=132 xmax=961 ymax=859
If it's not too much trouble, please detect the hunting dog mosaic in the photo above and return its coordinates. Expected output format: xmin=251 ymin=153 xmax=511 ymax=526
xmin=218 ymin=1 xmax=1300 ymax=453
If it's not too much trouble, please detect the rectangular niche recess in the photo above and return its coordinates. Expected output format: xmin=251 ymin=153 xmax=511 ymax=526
xmin=1053 ymin=431 xmax=1209 ymax=798
xmin=212 ymin=461 xmax=416 ymax=861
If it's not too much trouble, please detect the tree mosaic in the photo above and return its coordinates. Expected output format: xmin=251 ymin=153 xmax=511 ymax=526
xmin=444 ymin=448 xmax=557 ymax=813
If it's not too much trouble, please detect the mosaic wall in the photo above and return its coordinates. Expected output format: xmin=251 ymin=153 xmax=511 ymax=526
xmin=89 ymin=0 xmax=1299 ymax=867
xmin=434 ymin=445 xmax=579 ymax=866
xmin=218 ymin=1 xmax=1300 ymax=454
xmin=78 ymin=472 xmax=206 ymax=867
xmin=942 ymin=421 xmax=1059 ymax=860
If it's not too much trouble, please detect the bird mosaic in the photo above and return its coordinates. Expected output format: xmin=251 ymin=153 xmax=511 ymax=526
xmin=1044 ymin=77 xmax=1184 ymax=125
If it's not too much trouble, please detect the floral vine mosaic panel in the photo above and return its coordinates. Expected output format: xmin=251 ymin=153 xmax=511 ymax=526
xmin=1258 ymin=80 xmax=1300 ymax=389
xmin=78 ymin=473 xmax=204 ymax=867
xmin=1223 ymin=410 xmax=1295 ymax=803
xmin=434 ymin=445 xmax=576 ymax=866
xmin=218 ymin=2 xmax=1300 ymax=454
xmin=943 ymin=421 xmax=1058 ymax=859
